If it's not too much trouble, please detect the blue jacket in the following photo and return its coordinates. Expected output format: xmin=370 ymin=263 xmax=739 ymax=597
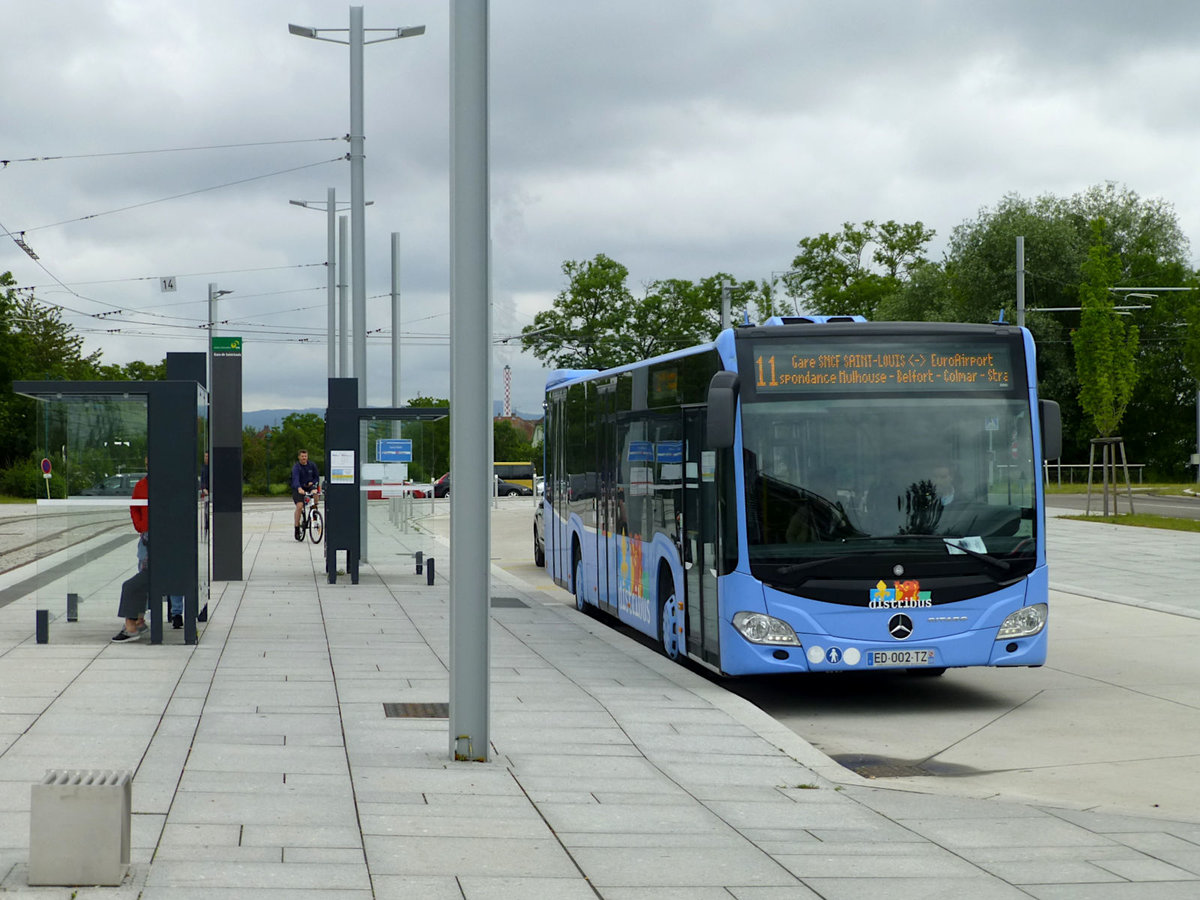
xmin=291 ymin=460 xmax=320 ymax=491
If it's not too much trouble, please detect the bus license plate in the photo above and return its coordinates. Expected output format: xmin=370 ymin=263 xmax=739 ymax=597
xmin=869 ymin=649 xmax=934 ymax=667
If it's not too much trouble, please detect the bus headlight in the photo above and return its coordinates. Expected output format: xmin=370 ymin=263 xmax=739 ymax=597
xmin=996 ymin=603 xmax=1047 ymax=640
xmin=732 ymin=612 xmax=800 ymax=645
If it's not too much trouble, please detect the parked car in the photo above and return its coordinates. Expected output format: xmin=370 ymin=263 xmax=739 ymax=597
xmin=79 ymin=472 xmax=146 ymax=496
xmin=433 ymin=473 xmax=451 ymax=498
xmin=497 ymin=479 xmax=533 ymax=497
xmin=432 ymin=473 xmax=533 ymax=498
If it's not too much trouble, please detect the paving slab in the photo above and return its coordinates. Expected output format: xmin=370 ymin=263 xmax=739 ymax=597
xmin=0 ymin=501 xmax=1195 ymax=896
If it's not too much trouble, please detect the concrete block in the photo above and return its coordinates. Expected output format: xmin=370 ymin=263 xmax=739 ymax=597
xmin=29 ymin=769 xmax=131 ymax=886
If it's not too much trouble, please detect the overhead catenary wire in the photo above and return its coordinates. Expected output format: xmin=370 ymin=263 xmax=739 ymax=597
xmin=14 ymin=156 xmax=347 ymax=234
xmin=0 ymin=136 xmax=346 ymax=168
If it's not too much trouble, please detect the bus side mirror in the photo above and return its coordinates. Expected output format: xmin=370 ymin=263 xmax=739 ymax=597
xmin=706 ymin=371 xmax=740 ymax=449
xmin=1039 ymin=399 xmax=1062 ymax=460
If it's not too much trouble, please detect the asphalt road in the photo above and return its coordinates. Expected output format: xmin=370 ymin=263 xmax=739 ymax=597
xmin=458 ymin=500 xmax=1200 ymax=823
xmin=1048 ymin=488 xmax=1200 ymax=518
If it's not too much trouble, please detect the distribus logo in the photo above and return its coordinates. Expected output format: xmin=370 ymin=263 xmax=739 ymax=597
xmin=618 ymin=535 xmax=653 ymax=627
xmin=869 ymin=579 xmax=932 ymax=609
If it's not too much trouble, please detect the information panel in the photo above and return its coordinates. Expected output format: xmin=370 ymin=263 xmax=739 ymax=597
xmin=750 ymin=340 xmax=1021 ymax=393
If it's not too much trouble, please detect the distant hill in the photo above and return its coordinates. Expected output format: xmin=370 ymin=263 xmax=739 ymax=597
xmin=242 ymin=408 xmax=323 ymax=430
xmin=243 ymin=403 xmax=541 ymax=430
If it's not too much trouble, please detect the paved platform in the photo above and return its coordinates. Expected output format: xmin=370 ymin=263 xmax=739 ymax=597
xmin=0 ymin=503 xmax=1197 ymax=897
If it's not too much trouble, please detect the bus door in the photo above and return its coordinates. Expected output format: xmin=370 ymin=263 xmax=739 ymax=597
xmin=596 ymin=383 xmax=619 ymax=615
xmin=682 ymin=408 xmax=720 ymax=666
xmin=549 ymin=391 xmax=568 ymax=582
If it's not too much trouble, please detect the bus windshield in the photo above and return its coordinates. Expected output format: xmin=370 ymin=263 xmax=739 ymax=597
xmin=740 ymin=394 xmax=1037 ymax=578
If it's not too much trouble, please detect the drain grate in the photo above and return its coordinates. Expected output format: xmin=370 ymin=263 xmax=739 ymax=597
xmin=832 ymin=753 xmax=980 ymax=779
xmin=491 ymin=596 xmax=528 ymax=608
xmin=833 ymin=754 xmax=932 ymax=778
xmin=383 ymin=702 xmax=449 ymax=719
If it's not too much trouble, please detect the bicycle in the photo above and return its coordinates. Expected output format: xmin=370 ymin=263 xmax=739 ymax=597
xmin=298 ymin=489 xmax=324 ymax=544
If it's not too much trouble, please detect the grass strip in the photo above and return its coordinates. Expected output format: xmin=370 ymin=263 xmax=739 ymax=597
xmin=1057 ymin=512 xmax=1200 ymax=533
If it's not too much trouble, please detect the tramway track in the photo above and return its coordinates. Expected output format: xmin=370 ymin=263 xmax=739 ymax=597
xmin=0 ymin=511 xmax=132 ymax=576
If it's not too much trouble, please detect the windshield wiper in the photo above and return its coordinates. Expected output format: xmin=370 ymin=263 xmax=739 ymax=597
xmin=776 ymin=556 xmax=844 ymax=577
xmin=843 ymin=534 xmax=1011 ymax=574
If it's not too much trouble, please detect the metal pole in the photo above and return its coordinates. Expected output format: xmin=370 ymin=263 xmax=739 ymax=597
xmin=338 ymin=215 xmax=349 ymax=377
xmin=449 ymin=0 xmax=490 ymax=762
xmin=392 ymin=232 xmax=402 ymax=441
xmin=1016 ymin=236 xmax=1025 ymax=328
xmin=391 ymin=231 xmax=401 ymax=409
xmin=207 ymin=282 xmax=217 ymax=391
xmin=327 ymin=187 xmax=337 ymax=378
xmin=350 ymin=5 xmax=367 ymax=408
xmin=721 ymin=280 xmax=731 ymax=330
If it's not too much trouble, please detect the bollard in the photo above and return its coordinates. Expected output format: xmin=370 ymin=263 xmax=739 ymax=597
xmin=66 ymin=593 xmax=80 ymax=623
xmin=426 ymin=557 xmax=435 ymax=585
xmin=36 ymin=610 xmax=49 ymax=644
xmin=29 ymin=769 xmax=132 ymax=886
xmin=415 ymin=550 xmax=423 ymax=575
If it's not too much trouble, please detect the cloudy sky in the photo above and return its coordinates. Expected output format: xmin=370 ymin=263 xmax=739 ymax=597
xmin=4 ymin=1 xmax=1199 ymax=417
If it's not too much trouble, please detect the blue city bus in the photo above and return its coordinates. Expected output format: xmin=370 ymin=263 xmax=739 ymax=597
xmin=541 ymin=317 xmax=1061 ymax=677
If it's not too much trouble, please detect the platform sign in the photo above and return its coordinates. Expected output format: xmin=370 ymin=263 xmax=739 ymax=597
xmin=628 ymin=440 xmax=653 ymax=462
xmin=211 ymin=336 xmax=242 ymax=355
xmin=656 ymin=440 xmax=683 ymax=464
xmin=330 ymin=450 xmax=356 ymax=484
xmin=376 ymin=439 xmax=412 ymax=462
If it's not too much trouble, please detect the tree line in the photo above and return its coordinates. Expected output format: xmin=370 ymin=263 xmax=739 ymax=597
xmin=6 ymin=180 xmax=1200 ymax=490
xmin=521 ymin=182 xmax=1200 ymax=479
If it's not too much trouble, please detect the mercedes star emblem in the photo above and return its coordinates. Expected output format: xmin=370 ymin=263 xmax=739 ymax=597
xmin=888 ymin=614 xmax=914 ymax=640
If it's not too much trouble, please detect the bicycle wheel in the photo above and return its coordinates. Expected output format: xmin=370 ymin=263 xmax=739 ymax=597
xmin=308 ymin=509 xmax=324 ymax=544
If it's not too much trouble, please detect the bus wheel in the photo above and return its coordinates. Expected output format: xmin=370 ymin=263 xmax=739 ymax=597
xmin=573 ymin=557 xmax=586 ymax=613
xmin=660 ymin=591 xmax=682 ymax=661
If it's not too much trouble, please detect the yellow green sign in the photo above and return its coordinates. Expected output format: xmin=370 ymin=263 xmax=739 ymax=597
xmin=212 ymin=336 xmax=242 ymax=354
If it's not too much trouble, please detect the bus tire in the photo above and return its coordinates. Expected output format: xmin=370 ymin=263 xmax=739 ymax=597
xmin=533 ymin=527 xmax=545 ymax=567
xmin=573 ymin=555 xmax=586 ymax=613
xmin=659 ymin=580 xmax=682 ymax=661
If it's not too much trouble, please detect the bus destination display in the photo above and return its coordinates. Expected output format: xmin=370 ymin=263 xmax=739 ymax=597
xmin=752 ymin=341 xmax=1019 ymax=393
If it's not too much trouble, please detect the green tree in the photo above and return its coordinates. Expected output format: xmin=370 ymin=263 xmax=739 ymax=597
xmin=521 ymin=254 xmax=636 ymax=370
xmin=1184 ymin=291 xmax=1200 ymax=387
xmin=493 ymin=419 xmax=535 ymax=469
xmin=407 ymin=396 xmax=449 ymax=481
xmin=95 ymin=359 xmax=168 ymax=381
xmin=632 ymin=273 xmax=763 ymax=354
xmin=943 ymin=184 xmax=1193 ymax=474
xmin=242 ymin=425 xmax=269 ymax=492
xmin=521 ymin=256 xmax=765 ymax=372
xmin=274 ymin=413 xmax=326 ymax=477
xmin=0 ymin=284 xmax=103 ymax=468
xmin=1072 ymin=221 xmax=1139 ymax=438
xmin=785 ymin=220 xmax=936 ymax=318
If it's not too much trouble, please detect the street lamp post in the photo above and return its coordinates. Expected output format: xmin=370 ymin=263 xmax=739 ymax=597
xmin=289 ymin=9 xmax=425 ymax=407
xmin=206 ymin=282 xmax=233 ymax=394
xmin=291 ymin=189 xmax=339 ymax=378
xmin=290 ymin=191 xmax=373 ymax=378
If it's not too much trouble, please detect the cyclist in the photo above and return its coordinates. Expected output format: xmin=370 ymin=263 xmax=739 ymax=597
xmin=291 ymin=449 xmax=320 ymax=541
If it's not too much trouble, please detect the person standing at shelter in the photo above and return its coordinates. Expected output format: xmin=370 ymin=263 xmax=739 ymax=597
xmin=291 ymin=449 xmax=320 ymax=541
